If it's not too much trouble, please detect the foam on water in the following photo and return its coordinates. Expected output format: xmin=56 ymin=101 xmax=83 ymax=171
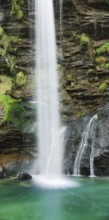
xmin=32 ymin=175 xmax=79 ymax=189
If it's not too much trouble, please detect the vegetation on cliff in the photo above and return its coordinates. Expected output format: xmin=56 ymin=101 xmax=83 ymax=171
xmin=0 ymin=95 xmax=22 ymax=125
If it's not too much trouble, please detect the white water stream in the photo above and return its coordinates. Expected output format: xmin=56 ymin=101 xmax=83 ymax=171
xmin=73 ymin=115 xmax=98 ymax=176
xmin=34 ymin=0 xmax=74 ymax=188
xmin=36 ymin=0 xmax=63 ymax=177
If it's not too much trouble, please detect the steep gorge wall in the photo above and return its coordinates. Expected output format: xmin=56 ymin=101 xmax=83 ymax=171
xmin=0 ymin=0 xmax=35 ymax=169
xmin=59 ymin=0 xmax=109 ymax=120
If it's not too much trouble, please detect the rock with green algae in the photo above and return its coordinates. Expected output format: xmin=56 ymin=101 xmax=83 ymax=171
xmin=99 ymin=82 xmax=108 ymax=92
xmin=0 ymin=75 xmax=13 ymax=95
xmin=15 ymin=71 xmax=27 ymax=87
xmin=0 ymin=95 xmax=22 ymax=126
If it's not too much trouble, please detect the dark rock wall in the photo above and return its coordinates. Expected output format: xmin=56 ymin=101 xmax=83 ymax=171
xmin=58 ymin=0 xmax=109 ymax=175
xmin=64 ymin=108 xmax=109 ymax=176
xmin=59 ymin=0 xmax=109 ymax=120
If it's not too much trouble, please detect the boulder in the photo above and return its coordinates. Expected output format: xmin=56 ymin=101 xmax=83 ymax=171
xmin=17 ymin=172 xmax=32 ymax=181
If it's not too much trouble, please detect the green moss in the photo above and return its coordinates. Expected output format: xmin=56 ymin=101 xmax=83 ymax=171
xmin=95 ymin=43 xmax=109 ymax=69
xmin=0 ymin=26 xmax=19 ymax=73
xmin=56 ymin=64 xmax=62 ymax=71
xmin=101 ymin=63 xmax=109 ymax=69
xmin=0 ymin=27 xmax=19 ymax=55
xmin=80 ymin=33 xmax=94 ymax=58
xmin=15 ymin=72 xmax=27 ymax=87
xmin=0 ymin=26 xmax=4 ymax=36
xmin=0 ymin=95 xmax=22 ymax=124
xmin=104 ymin=0 xmax=109 ymax=4
xmin=87 ymin=69 xmax=95 ymax=74
xmin=0 ymin=75 xmax=13 ymax=95
xmin=95 ymin=56 xmax=106 ymax=64
xmin=86 ymin=69 xmax=95 ymax=77
xmin=72 ymin=32 xmax=80 ymax=41
xmin=11 ymin=0 xmax=24 ymax=20
xmin=99 ymin=82 xmax=108 ymax=92
xmin=80 ymin=33 xmax=91 ymax=46
xmin=96 ymin=42 xmax=109 ymax=55
xmin=66 ymin=74 xmax=73 ymax=82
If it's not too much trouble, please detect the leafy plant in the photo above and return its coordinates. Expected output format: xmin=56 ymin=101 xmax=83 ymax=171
xmin=96 ymin=42 xmax=109 ymax=55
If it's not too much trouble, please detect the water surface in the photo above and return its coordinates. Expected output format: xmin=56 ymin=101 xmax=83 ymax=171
xmin=0 ymin=177 xmax=109 ymax=220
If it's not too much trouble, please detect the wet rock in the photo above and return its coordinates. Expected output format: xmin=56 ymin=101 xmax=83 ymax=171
xmin=17 ymin=172 xmax=32 ymax=181
xmin=0 ymin=171 xmax=5 ymax=179
xmin=64 ymin=108 xmax=109 ymax=176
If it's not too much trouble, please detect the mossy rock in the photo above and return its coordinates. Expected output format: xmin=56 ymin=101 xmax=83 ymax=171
xmin=96 ymin=42 xmax=109 ymax=55
xmin=101 ymin=63 xmax=109 ymax=69
xmin=0 ymin=95 xmax=22 ymax=126
xmin=99 ymin=82 xmax=108 ymax=92
xmin=15 ymin=72 xmax=27 ymax=87
xmin=0 ymin=26 xmax=4 ymax=36
xmin=105 ymin=0 xmax=109 ymax=3
xmin=87 ymin=69 xmax=95 ymax=77
xmin=95 ymin=56 xmax=106 ymax=64
xmin=11 ymin=0 xmax=24 ymax=20
xmin=80 ymin=33 xmax=94 ymax=58
xmin=0 ymin=75 xmax=13 ymax=95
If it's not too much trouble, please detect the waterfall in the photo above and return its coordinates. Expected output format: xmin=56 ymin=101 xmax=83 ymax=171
xmin=36 ymin=0 xmax=63 ymax=177
xmin=89 ymin=115 xmax=98 ymax=177
xmin=33 ymin=0 xmax=75 ymax=188
xmin=73 ymin=115 xmax=98 ymax=176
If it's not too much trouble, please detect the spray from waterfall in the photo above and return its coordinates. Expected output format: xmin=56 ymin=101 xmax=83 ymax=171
xmin=73 ymin=115 xmax=98 ymax=176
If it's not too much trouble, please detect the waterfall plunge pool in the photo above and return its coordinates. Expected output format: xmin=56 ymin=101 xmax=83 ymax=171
xmin=0 ymin=177 xmax=109 ymax=220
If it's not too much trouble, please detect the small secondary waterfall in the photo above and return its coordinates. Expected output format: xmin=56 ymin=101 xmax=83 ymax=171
xmin=35 ymin=0 xmax=63 ymax=177
xmin=73 ymin=115 xmax=98 ymax=176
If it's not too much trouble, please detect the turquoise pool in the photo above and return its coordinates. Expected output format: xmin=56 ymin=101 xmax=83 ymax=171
xmin=0 ymin=177 xmax=109 ymax=220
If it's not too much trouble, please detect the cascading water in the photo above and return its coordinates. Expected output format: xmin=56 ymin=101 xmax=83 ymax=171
xmin=33 ymin=0 xmax=75 ymax=188
xmin=89 ymin=115 xmax=98 ymax=177
xmin=36 ymin=0 xmax=63 ymax=177
xmin=73 ymin=115 xmax=98 ymax=176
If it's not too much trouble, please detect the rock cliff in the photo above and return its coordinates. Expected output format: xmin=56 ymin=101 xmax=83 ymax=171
xmin=58 ymin=0 xmax=109 ymax=120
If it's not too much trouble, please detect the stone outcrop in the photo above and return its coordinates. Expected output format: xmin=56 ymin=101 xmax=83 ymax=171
xmin=17 ymin=172 xmax=32 ymax=181
xmin=0 ymin=123 xmax=35 ymax=173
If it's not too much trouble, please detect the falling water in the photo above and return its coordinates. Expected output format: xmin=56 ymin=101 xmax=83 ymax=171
xmin=73 ymin=115 xmax=98 ymax=176
xmin=35 ymin=0 xmax=63 ymax=177
xmin=89 ymin=115 xmax=98 ymax=177
xmin=33 ymin=0 xmax=75 ymax=188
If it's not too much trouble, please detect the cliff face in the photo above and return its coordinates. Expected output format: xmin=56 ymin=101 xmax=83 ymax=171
xmin=0 ymin=0 xmax=35 ymax=171
xmin=0 ymin=0 xmax=109 ymax=175
xmin=60 ymin=0 xmax=109 ymax=175
xmin=59 ymin=0 xmax=109 ymax=120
